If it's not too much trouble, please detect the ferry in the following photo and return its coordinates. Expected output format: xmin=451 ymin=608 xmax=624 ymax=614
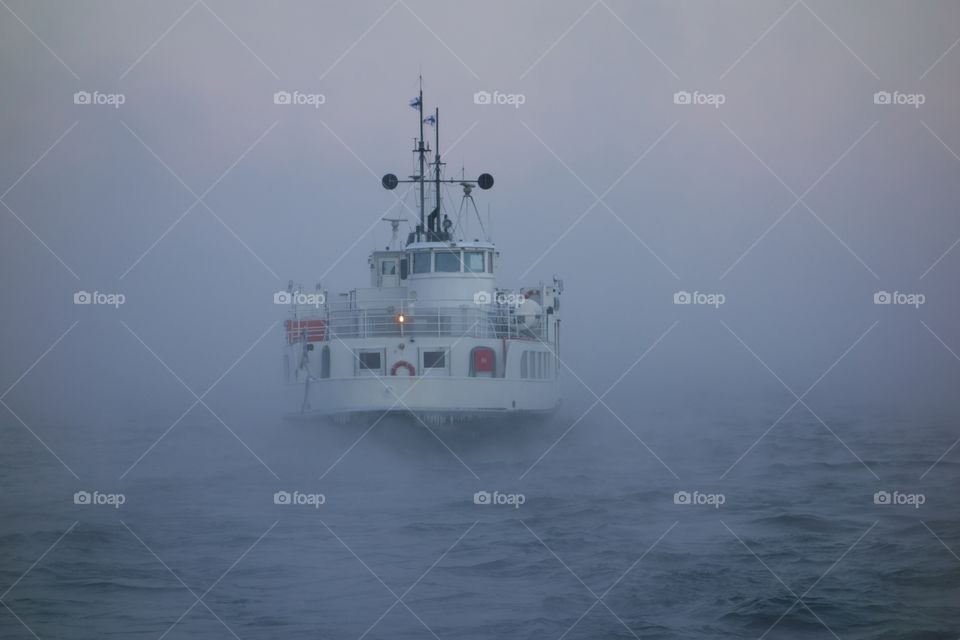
xmin=281 ymin=82 xmax=563 ymax=423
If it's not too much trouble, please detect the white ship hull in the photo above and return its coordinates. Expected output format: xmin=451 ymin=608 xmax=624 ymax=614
xmin=285 ymin=375 xmax=560 ymax=423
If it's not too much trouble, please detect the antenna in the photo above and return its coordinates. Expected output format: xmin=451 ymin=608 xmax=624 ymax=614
xmin=458 ymin=182 xmax=487 ymax=239
xmin=382 ymin=217 xmax=407 ymax=250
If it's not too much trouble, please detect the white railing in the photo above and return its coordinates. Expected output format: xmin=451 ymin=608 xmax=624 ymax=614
xmin=286 ymin=297 xmax=546 ymax=341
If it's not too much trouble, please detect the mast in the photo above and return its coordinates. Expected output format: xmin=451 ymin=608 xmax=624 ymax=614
xmin=417 ymin=77 xmax=425 ymax=235
xmin=380 ymin=77 xmax=495 ymax=244
xmin=434 ymin=107 xmax=441 ymax=229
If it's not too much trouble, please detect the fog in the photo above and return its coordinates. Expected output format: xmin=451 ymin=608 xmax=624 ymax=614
xmin=2 ymin=1 xmax=957 ymax=422
xmin=2 ymin=2 xmax=959 ymax=638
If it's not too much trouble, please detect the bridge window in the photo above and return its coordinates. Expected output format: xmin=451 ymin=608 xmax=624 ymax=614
xmin=463 ymin=251 xmax=484 ymax=273
xmin=413 ymin=251 xmax=431 ymax=274
xmin=435 ymin=250 xmax=461 ymax=273
xmin=381 ymin=260 xmax=396 ymax=275
xmin=486 ymin=251 xmax=494 ymax=273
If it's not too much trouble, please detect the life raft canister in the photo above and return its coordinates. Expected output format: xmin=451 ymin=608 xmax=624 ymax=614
xmin=390 ymin=360 xmax=416 ymax=376
xmin=285 ymin=318 xmax=326 ymax=344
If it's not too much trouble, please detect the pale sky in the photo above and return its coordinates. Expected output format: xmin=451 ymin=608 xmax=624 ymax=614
xmin=2 ymin=0 xmax=959 ymax=419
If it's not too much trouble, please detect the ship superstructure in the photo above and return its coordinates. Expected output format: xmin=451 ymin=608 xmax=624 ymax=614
xmin=281 ymin=81 xmax=562 ymax=422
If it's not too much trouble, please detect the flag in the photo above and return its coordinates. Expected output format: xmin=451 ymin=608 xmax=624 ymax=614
xmin=409 ymin=96 xmax=421 ymax=110
xmin=423 ymin=115 xmax=436 ymax=126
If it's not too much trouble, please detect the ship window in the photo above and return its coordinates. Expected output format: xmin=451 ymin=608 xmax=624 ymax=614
xmin=463 ymin=251 xmax=484 ymax=273
xmin=399 ymin=258 xmax=408 ymax=279
xmin=486 ymin=252 xmax=493 ymax=273
xmin=381 ymin=260 xmax=396 ymax=275
xmin=357 ymin=351 xmax=382 ymax=372
xmin=520 ymin=351 xmax=549 ymax=379
xmin=435 ymin=250 xmax=461 ymax=272
xmin=413 ymin=251 xmax=431 ymax=274
xmin=423 ymin=350 xmax=446 ymax=369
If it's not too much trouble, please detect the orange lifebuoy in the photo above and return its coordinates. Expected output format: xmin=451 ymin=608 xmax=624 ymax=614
xmin=390 ymin=360 xmax=416 ymax=376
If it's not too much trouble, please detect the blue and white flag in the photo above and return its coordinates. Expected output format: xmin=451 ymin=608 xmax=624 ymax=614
xmin=423 ymin=115 xmax=436 ymax=126
xmin=409 ymin=96 xmax=421 ymax=110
